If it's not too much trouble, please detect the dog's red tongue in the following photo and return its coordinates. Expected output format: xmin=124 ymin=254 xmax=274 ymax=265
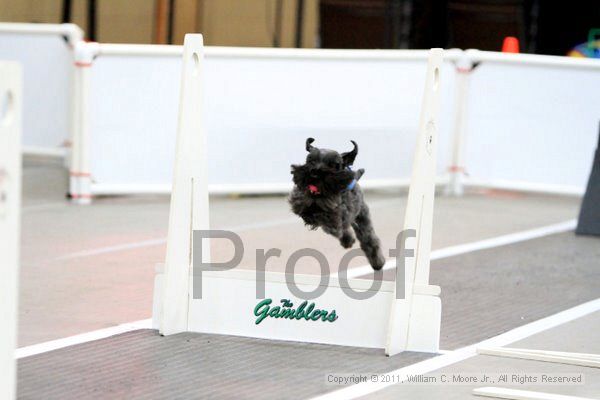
xmin=307 ymin=184 xmax=320 ymax=195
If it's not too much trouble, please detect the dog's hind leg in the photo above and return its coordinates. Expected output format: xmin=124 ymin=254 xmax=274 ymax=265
xmin=352 ymin=205 xmax=386 ymax=270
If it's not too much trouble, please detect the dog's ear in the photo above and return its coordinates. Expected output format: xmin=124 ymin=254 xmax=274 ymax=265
xmin=306 ymin=137 xmax=317 ymax=152
xmin=342 ymin=140 xmax=358 ymax=166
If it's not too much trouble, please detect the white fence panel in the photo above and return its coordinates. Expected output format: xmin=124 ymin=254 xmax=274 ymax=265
xmin=3 ymin=26 xmax=599 ymax=198
xmin=88 ymin=48 xmax=458 ymax=194
xmin=89 ymin=53 xmax=181 ymax=193
xmin=0 ymin=24 xmax=80 ymax=156
xmin=464 ymin=51 xmax=600 ymax=194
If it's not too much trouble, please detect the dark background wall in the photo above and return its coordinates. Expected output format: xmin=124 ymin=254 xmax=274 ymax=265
xmin=319 ymin=0 xmax=600 ymax=55
xmin=2 ymin=0 xmax=598 ymax=52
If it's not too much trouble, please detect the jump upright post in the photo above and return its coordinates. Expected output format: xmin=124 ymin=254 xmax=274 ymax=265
xmin=154 ymin=34 xmax=443 ymax=356
xmin=0 ymin=61 xmax=22 ymax=400
xmin=69 ymin=41 xmax=99 ymax=204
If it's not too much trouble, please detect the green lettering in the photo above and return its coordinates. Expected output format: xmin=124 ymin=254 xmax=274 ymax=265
xmin=295 ymin=301 xmax=307 ymax=320
xmin=281 ymin=299 xmax=293 ymax=307
xmin=268 ymin=306 xmax=281 ymax=318
xmin=304 ymin=303 xmax=315 ymax=320
xmin=327 ymin=310 xmax=338 ymax=322
xmin=319 ymin=310 xmax=329 ymax=321
xmin=253 ymin=299 xmax=338 ymax=324
xmin=254 ymin=298 xmax=272 ymax=325
xmin=310 ymin=309 xmax=321 ymax=321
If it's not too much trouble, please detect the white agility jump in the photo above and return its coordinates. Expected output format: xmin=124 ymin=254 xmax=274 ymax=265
xmin=0 ymin=61 xmax=22 ymax=400
xmin=153 ymin=34 xmax=442 ymax=356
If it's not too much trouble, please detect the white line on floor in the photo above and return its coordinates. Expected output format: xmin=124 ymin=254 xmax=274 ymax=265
xmin=345 ymin=219 xmax=577 ymax=278
xmin=53 ymin=218 xmax=298 ymax=260
xmin=22 ymin=202 xmax=67 ymax=212
xmin=15 ymin=319 xmax=152 ymax=359
xmin=309 ymin=297 xmax=600 ymax=400
xmin=472 ymin=387 xmax=596 ymax=400
xmin=53 ymin=198 xmax=400 ymax=261
xmin=55 ymin=238 xmax=168 ymax=260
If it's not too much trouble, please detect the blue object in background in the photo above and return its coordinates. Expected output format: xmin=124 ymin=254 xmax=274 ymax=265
xmin=568 ymin=28 xmax=600 ymax=58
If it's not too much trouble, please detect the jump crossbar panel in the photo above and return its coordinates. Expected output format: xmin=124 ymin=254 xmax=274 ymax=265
xmin=0 ymin=61 xmax=22 ymax=400
xmin=154 ymin=35 xmax=442 ymax=356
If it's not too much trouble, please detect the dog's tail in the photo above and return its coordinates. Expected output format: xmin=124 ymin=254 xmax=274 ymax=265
xmin=355 ymin=168 xmax=365 ymax=181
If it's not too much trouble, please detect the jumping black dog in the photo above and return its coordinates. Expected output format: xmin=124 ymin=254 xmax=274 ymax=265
xmin=289 ymin=138 xmax=385 ymax=270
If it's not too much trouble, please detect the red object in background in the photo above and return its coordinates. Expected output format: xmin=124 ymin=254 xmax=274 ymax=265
xmin=502 ymin=36 xmax=520 ymax=53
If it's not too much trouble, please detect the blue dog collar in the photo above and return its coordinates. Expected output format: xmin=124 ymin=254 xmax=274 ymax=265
xmin=346 ymin=167 xmax=357 ymax=191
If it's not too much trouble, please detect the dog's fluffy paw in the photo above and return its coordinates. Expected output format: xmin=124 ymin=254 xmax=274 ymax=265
xmin=340 ymin=233 xmax=355 ymax=249
xmin=371 ymin=254 xmax=386 ymax=271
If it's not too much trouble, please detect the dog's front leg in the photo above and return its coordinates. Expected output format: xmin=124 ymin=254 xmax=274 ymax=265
xmin=339 ymin=228 xmax=356 ymax=249
xmin=322 ymin=219 xmax=355 ymax=249
xmin=321 ymin=224 xmax=343 ymax=240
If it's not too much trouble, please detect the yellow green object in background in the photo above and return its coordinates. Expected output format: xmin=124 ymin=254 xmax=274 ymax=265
xmin=568 ymin=28 xmax=600 ymax=58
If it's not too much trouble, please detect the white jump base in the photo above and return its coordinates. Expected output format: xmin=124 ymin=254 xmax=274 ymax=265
xmin=154 ymin=268 xmax=440 ymax=351
xmin=153 ymin=35 xmax=443 ymax=356
xmin=0 ymin=61 xmax=22 ymax=400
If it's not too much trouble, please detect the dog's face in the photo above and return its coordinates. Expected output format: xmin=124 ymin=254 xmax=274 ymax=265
xmin=291 ymin=138 xmax=357 ymax=196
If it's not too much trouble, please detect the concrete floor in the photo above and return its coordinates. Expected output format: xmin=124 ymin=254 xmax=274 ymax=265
xmin=19 ymin=160 xmax=583 ymax=346
xmin=363 ymin=311 xmax=600 ymax=400
xmin=17 ymin=219 xmax=600 ymax=400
